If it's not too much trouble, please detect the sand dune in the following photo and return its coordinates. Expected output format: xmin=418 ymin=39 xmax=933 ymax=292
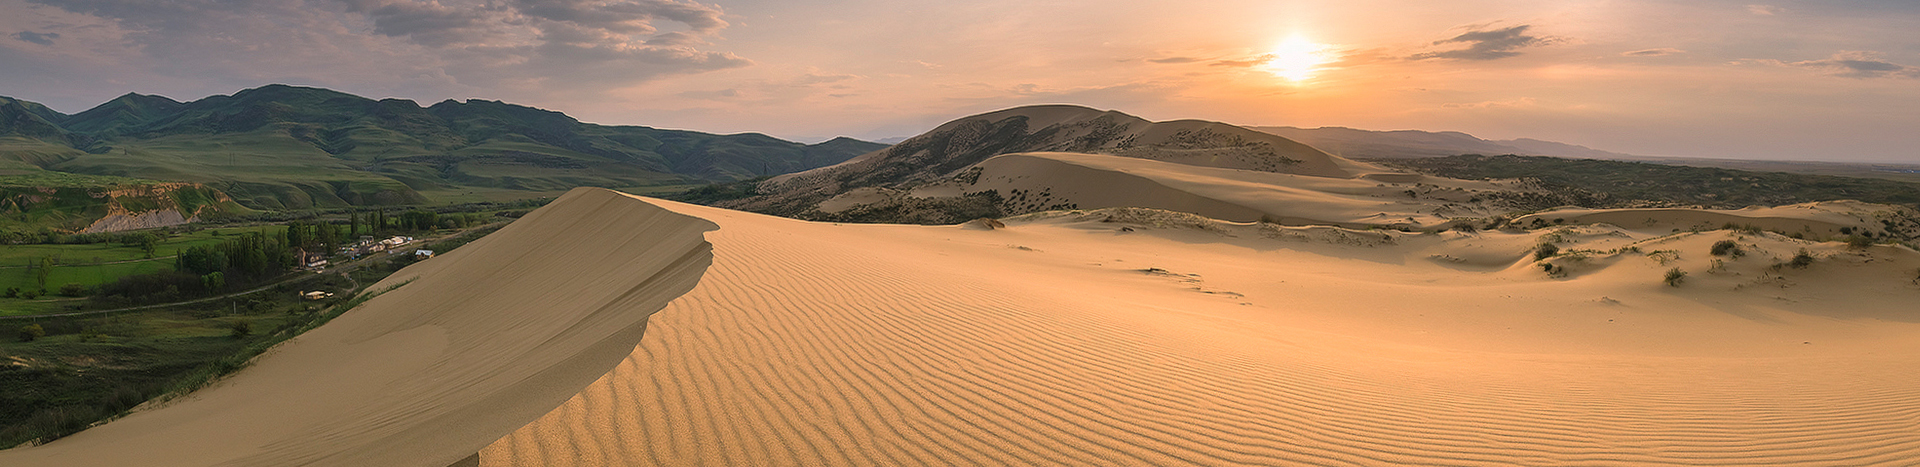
xmin=946 ymin=151 xmax=1511 ymax=227
xmin=0 ymin=188 xmax=716 ymax=466
xmin=482 ymin=195 xmax=1920 ymax=466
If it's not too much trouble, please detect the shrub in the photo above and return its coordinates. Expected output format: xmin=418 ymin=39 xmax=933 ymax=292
xmin=57 ymin=283 xmax=86 ymax=297
xmin=1710 ymin=240 xmax=1741 ymax=257
xmin=1664 ymin=268 xmax=1688 ymax=287
xmin=1534 ymin=243 xmax=1560 ymax=261
xmin=20 ymin=289 xmax=41 ymax=299
xmin=3 ymin=287 xmax=17 ymax=298
xmin=229 ymin=320 xmax=252 ymax=338
xmin=1789 ymin=249 xmax=1814 ymax=269
xmin=1846 ymin=235 xmax=1874 ymax=249
xmin=18 ymin=324 xmax=46 ymax=342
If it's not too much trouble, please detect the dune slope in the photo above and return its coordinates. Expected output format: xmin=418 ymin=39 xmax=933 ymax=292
xmin=0 ymin=188 xmax=716 ymax=466
xmin=484 ymin=197 xmax=1920 ymax=466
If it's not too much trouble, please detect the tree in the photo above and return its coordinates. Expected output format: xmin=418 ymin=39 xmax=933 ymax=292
xmin=34 ymin=257 xmax=53 ymax=289
xmin=18 ymin=324 xmax=45 ymax=342
xmin=202 ymin=272 xmax=225 ymax=292
xmin=349 ymin=211 xmax=361 ymax=237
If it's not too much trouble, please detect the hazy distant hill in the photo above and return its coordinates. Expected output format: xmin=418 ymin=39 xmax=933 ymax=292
xmin=1252 ymin=126 xmax=1642 ymax=160
xmin=0 ymin=85 xmax=886 ymax=209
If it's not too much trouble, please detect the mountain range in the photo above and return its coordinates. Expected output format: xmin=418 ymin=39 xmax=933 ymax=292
xmin=0 ymin=85 xmax=886 ymax=210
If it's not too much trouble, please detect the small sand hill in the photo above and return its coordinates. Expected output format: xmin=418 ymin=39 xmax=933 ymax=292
xmin=942 ymin=151 xmax=1510 ymax=227
xmin=731 ymin=105 xmax=1387 ymax=217
xmin=1515 ymin=200 xmax=1908 ymax=238
xmin=0 ymin=188 xmax=715 ymax=466
xmin=483 ymin=197 xmax=1920 ymax=466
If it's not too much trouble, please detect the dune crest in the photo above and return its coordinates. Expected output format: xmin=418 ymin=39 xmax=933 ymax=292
xmin=0 ymin=188 xmax=715 ymax=466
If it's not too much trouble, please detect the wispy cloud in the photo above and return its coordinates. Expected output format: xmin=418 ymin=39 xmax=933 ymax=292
xmin=21 ymin=0 xmax=751 ymax=91
xmin=1412 ymin=25 xmax=1552 ymax=61
xmin=11 ymin=31 xmax=61 ymax=46
xmin=1442 ymin=97 xmax=1537 ymax=109
xmin=1147 ymin=56 xmax=1202 ymax=64
xmin=1746 ymin=4 xmax=1783 ymax=15
xmin=1756 ymin=51 xmax=1920 ymax=79
xmin=1621 ymin=48 xmax=1685 ymax=57
xmin=1209 ymin=54 xmax=1272 ymax=68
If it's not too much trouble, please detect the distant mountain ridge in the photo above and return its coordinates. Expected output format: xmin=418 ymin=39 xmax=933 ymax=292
xmin=0 ymin=85 xmax=886 ymax=209
xmin=1252 ymin=126 xmax=1643 ymax=160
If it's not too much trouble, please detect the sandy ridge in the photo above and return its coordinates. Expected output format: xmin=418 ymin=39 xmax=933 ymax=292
xmin=0 ymin=188 xmax=716 ymax=466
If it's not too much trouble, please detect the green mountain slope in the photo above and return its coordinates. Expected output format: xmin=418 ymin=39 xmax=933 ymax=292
xmin=0 ymin=85 xmax=887 ymax=210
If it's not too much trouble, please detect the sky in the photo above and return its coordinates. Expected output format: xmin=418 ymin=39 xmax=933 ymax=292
xmin=2 ymin=0 xmax=1917 ymax=162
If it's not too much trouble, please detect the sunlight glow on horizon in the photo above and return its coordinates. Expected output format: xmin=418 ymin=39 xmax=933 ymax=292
xmin=1265 ymin=35 xmax=1333 ymax=82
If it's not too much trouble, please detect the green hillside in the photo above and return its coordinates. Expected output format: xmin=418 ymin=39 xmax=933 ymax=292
xmin=0 ymin=85 xmax=887 ymax=210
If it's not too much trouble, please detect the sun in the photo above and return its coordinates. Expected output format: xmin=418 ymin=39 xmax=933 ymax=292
xmin=1265 ymin=36 xmax=1331 ymax=81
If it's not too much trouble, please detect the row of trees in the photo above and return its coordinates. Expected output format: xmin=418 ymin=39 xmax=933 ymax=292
xmin=348 ymin=210 xmax=489 ymax=236
xmin=94 ymin=230 xmax=295 ymax=304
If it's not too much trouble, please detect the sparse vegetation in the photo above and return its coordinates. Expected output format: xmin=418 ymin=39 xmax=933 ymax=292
xmin=1789 ymin=249 xmax=1815 ymax=269
xmin=1534 ymin=243 xmax=1560 ymax=261
xmin=1846 ymin=235 xmax=1875 ymax=249
xmin=1647 ymin=250 xmax=1681 ymax=265
xmin=1664 ymin=268 xmax=1688 ymax=287
xmin=1710 ymin=240 xmax=1742 ymax=257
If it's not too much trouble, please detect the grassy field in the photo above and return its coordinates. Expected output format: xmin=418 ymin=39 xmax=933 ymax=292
xmin=0 ymin=229 xmax=248 ymax=312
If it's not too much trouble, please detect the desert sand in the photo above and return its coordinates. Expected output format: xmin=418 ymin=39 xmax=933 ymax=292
xmin=10 ymin=185 xmax=1920 ymax=466
xmin=481 ymin=191 xmax=1920 ymax=466
xmin=0 ymin=188 xmax=717 ymax=466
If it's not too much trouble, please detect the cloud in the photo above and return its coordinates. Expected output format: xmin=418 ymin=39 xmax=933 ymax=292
xmin=793 ymin=72 xmax=859 ymax=86
xmin=1622 ymin=48 xmax=1685 ymax=57
xmin=11 ymin=31 xmax=60 ymax=45
xmin=1412 ymin=25 xmax=1551 ymax=61
xmin=1746 ymin=4 xmax=1783 ymax=15
xmin=22 ymin=0 xmax=750 ymax=92
xmin=1768 ymin=51 xmax=1920 ymax=79
xmin=1442 ymin=97 xmax=1537 ymax=109
xmin=1148 ymin=56 xmax=1201 ymax=64
xmin=1210 ymin=55 xmax=1272 ymax=68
